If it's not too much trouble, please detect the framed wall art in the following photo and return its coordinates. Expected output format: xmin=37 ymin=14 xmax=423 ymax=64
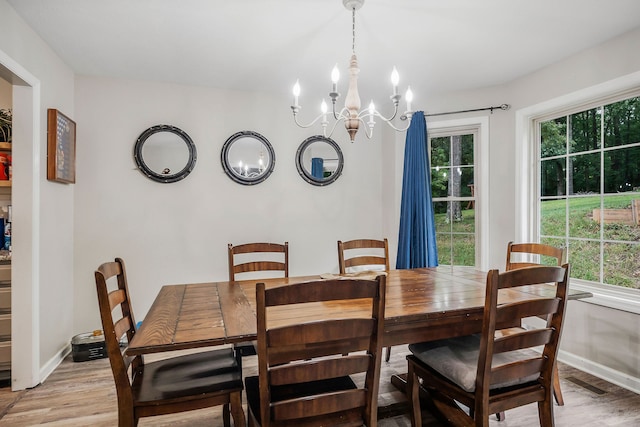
xmin=47 ymin=108 xmax=76 ymax=183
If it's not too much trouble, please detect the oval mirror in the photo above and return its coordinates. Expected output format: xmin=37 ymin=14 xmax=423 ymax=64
xmin=221 ymin=131 xmax=275 ymax=185
xmin=295 ymin=135 xmax=344 ymax=186
xmin=134 ymin=125 xmax=197 ymax=183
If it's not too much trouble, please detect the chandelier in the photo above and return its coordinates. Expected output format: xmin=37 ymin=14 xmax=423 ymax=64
xmin=291 ymin=0 xmax=414 ymax=142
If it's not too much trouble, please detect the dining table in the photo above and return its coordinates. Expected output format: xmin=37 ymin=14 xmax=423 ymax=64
xmin=125 ymin=266 xmax=591 ymax=418
xmin=127 ymin=266 xmax=591 ymax=356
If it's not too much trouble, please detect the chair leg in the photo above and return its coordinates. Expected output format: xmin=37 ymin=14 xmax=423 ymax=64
xmin=385 ymin=346 xmax=391 ymax=362
xmin=223 ymin=404 xmax=230 ymax=427
xmin=538 ymin=394 xmax=555 ymax=427
xmin=553 ymin=363 xmax=564 ymax=406
xmin=230 ymin=391 xmax=246 ymax=427
xmin=407 ymin=362 xmax=422 ymax=427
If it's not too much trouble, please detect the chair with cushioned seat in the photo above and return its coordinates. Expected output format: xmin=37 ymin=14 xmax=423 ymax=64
xmin=406 ymin=264 xmax=570 ymax=427
xmin=95 ymin=257 xmax=245 ymax=427
xmin=245 ymin=274 xmax=386 ymax=427
xmin=506 ymin=241 xmax=567 ymax=406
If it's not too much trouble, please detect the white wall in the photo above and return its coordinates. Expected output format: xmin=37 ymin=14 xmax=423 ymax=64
xmin=0 ymin=0 xmax=75 ymax=388
xmin=73 ymin=76 xmax=386 ymax=331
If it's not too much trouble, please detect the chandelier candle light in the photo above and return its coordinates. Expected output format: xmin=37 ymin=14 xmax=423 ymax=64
xmin=291 ymin=0 xmax=414 ymax=142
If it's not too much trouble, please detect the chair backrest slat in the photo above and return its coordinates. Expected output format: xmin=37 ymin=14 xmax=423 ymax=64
xmin=490 ymin=358 xmax=545 ymax=386
xmin=271 ymin=389 xmax=366 ymax=421
xmin=268 ymin=319 xmax=374 ymax=347
xmin=269 ymin=355 xmax=371 ymax=386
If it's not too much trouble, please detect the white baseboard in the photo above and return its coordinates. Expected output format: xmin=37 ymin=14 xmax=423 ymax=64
xmin=559 ymin=350 xmax=640 ymax=395
xmin=39 ymin=343 xmax=71 ymax=384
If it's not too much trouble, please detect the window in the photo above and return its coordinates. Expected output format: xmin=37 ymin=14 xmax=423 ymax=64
xmin=536 ymin=95 xmax=640 ymax=290
xmin=430 ymin=129 xmax=477 ymax=266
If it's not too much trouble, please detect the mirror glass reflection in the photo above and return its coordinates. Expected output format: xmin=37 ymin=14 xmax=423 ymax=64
xmin=142 ymin=131 xmax=190 ymax=175
xmin=134 ymin=125 xmax=197 ymax=183
xmin=221 ymin=131 xmax=275 ymax=185
xmin=296 ymin=135 xmax=343 ymax=186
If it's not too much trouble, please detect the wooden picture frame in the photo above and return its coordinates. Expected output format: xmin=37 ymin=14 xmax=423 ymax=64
xmin=47 ymin=108 xmax=76 ymax=183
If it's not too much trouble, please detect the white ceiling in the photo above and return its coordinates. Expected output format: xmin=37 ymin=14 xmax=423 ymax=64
xmin=8 ymin=0 xmax=640 ymax=108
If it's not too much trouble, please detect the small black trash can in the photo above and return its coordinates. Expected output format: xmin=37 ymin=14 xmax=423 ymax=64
xmin=71 ymin=330 xmax=107 ymax=362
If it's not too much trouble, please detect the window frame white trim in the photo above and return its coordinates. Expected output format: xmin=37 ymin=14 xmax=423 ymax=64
xmin=427 ymin=116 xmax=489 ymax=270
xmin=515 ymin=70 xmax=640 ymax=314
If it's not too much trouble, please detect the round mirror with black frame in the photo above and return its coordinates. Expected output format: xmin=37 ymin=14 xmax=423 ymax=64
xmin=134 ymin=124 xmax=197 ymax=183
xmin=295 ymin=135 xmax=344 ymax=186
xmin=221 ymin=131 xmax=275 ymax=185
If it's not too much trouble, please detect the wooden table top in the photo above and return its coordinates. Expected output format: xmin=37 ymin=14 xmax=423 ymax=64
xmin=126 ymin=266 xmax=591 ymax=356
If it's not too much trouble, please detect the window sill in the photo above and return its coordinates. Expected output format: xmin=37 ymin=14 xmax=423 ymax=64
xmin=571 ymin=280 xmax=640 ymax=315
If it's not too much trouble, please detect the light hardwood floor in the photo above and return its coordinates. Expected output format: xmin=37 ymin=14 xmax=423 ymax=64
xmin=0 ymin=345 xmax=638 ymax=426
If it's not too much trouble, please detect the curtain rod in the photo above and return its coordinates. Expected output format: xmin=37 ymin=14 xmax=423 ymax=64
xmin=424 ymin=103 xmax=510 ymax=117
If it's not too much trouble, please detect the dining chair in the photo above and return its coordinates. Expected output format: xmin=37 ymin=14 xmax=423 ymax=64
xmin=506 ymin=241 xmax=567 ymax=271
xmin=228 ymin=242 xmax=289 ymax=282
xmin=244 ymin=274 xmax=386 ymax=427
xmin=227 ymin=242 xmax=289 ymax=359
xmin=95 ymin=257 xmax=245 ymax=427
xmin=506 ymin=241 xmax=567 ymax=406
xmin=337 ymin=238 xmax=393 ymax=362
xmin=406 ymin=264 xmax=570 ymax=427
xmin=338 ymin=238 xmax=390 ymax=274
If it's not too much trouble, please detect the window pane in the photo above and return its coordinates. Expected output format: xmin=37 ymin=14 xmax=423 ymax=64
xmin=460 ymin=134 xmax=474 ymax=165
xmin=602 ymin=195 xmax=640 ymax=241
xmin=604 ymin=242 xmax=640 ymax=289
xmin=452 ymin=205 xmax=475 ymax=233
xmin=431 ymin=168 xmax=449 ymax=198
xmin=570 ymin=108 xmax=601 ymax=153
xmin=604 ymin=96 xmax=640 ymax=148
xmin=541 ymin=158 xmax=566 ymax=197
xmin=436 ymin=233 xmax=451 ymax=265
xmin=431 ymin=137 xmax=450 ymax=167
xmin=460 ymin=167 xmax=474 ymax=197
xmin=604 ymin=146 xmax=640 ymax=193
xmin=569 ymin=196 xmax=600 ymax=239
xmin=433 ymin=201 xmax=449 ymax=233
xmin=541 ymin=198 xmax=566 ymax=237
xmin=541 ymin=117 xmax=567 ymax=158
xmin=569 ymin=153 xmax=600 ymax=194
xmin=568 ymin=239 xmax=601 ymax=282
xmin=452 ymin=234 xmax=475 ymax=266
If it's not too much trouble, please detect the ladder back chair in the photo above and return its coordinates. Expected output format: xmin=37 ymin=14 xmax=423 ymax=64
xmin=227 ymin=242 xmax=289 ymax=359
xmin=228 ymin=242 xmax=289 ymax=282
xmin=338 ymin=238 xmax=393 ymax=361
xmin=506 ymin=241 xmax=567 ymax=271
xmin=506 ymin=241 xmax=567 ymax=406
xmin=338 ymin=238 xmax=390 ymax=274
xmin=95 ymin=258 xmax=245 ymax=427
xmin=244 ymin=274 xmax=386 ymax=427
xmin=406 ymin=264 xmax=570 ymax=427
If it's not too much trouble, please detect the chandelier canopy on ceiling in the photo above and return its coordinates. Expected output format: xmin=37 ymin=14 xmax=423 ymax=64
xmin=291 ymin=0 xmax=414 ymax=142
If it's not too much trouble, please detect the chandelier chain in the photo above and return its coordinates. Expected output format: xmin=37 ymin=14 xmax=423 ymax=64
xmin=352 ymin=7 xmax=356 ymax=54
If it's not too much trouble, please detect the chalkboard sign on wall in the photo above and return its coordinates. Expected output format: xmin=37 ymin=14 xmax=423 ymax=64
xmin=47 ymin=108 xmax=76 ymax=184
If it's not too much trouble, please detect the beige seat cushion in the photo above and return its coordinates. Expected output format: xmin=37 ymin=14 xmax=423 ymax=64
xmin=409 ymin=334 xmax=540 ymax=392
